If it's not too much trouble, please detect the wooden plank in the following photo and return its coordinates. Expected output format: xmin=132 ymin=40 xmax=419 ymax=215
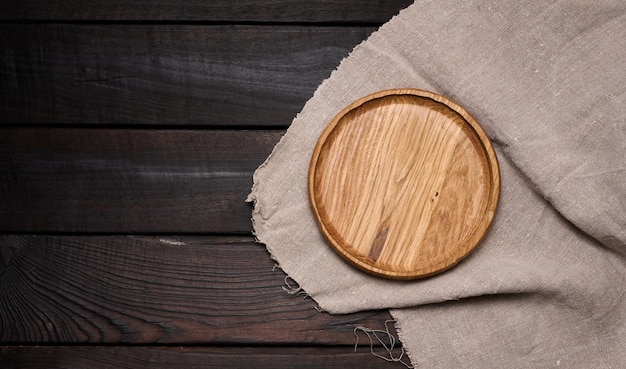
xmin=0 ymin=0 xmax=412 ymax=23
xmin=0 ymin=128 xmax=281 ymax=233
xmin=0 ymin=235 xmax=397 ymax=345
xmin=0 ymin=24 xmax=375 ymax=126
xmin=0 ymin=346 xmax=409 ymax=369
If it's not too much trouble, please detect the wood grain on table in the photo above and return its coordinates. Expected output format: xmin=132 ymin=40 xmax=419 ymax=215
xmin=0 ymin=1 xmax=413 ymax=367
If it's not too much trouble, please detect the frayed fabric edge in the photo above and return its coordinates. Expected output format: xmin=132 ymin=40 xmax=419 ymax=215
xmin=272 ymin=263 xmax=326 ymax=312
xmin=243 ymin=5 xmax=402 ymax=207
xmin=354 ymin=319 xmax=414 ymax=369
xmin=243 ymin=28 xmax=378 ymax=301
xmin=243 ymin=7 xmax=416 ymax=362
xmin=389 ymin=310 xmax=419 ymax=368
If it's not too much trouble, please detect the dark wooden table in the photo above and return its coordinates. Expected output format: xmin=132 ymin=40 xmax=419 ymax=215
xmin=0 ymin=1 xmax=413 ymax=367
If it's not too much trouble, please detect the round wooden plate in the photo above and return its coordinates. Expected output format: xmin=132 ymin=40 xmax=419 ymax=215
xmin=308 ymin=89 xmax=500 ymax=280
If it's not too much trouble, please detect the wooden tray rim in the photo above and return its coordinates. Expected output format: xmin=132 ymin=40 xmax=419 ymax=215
xmin=308 ymin=88 xmax=501 ymax=280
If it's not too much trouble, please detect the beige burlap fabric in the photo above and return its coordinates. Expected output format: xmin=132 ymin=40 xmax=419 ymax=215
xmin=247 ymin=1 xmax=626 ymax=367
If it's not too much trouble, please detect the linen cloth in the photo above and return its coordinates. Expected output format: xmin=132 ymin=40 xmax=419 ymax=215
xmin=247 ymin=1 xmax=626 ymax=367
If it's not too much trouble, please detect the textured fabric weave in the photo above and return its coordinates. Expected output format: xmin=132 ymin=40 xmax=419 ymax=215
xmin=247 ymin=1 xmax=626 ymax=367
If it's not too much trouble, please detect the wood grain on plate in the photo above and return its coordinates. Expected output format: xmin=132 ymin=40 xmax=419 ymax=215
xmin=309 ymin=89 xmax=500 ymax=279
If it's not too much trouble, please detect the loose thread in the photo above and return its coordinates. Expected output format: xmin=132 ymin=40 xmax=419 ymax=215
xmin=273 ymin=265 xmax=317 ymax=307
xmin=354 ymin=320 xmax=414 ymax=368
xmin=282 ymin=276 xmax=310 ymax=298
